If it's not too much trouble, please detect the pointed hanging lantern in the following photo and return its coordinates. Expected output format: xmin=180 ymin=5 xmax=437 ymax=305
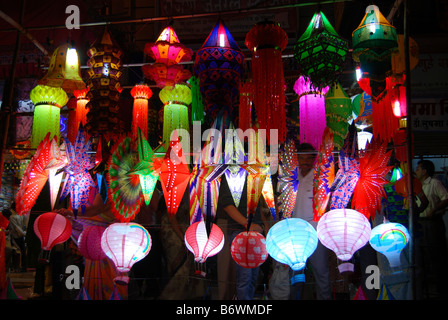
xmin=67 ymin=87 xmax=90 ymax=145
xmin=293 ymin=11 xmax=349 ymax=91
xmin=293 ymin=76 xmax=329 ymax=150
xmin=325 ymin=82 xmax=353 ymax=149
xmin=85 ymin=28 xmax=124 ymax=137
xmin=142 ymin=25 xmax=193 ymax=88
xmin=130 ymin=83 xmax=153 ymax=141
xmin=29 ymin=85 xmax=68 ymax=148
xmin=194 ymin=19 xmax=245 ymax=125
xmin=38 ymin=44 xmax=86 ymax=95
xmin=245 ymin=21 xmax=288 ymax=144
xmin=159 ymin=83 xmax=192 ymax=151
xmin=352 ymin=5 xmax=398 ymax=101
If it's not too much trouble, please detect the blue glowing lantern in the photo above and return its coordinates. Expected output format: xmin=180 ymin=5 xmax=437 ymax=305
xmin=369 ymin=221 xmax=410 ymax=268
xmin=266 ymin=218 xmax=318 ymax=271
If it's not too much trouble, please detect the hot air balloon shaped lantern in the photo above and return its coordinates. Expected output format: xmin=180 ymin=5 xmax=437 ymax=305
xmin=34 ymin=212 xmax=72 ymax=264
xmin=317 ymin=208 xmax=371 ymax=273
xmin=131 ymin=83 xmax=153 ymax=141
xmin=266 ymin=218 xmax=318 ymax=271
xmin=369 ymin=220 xmax=410 ymax=270
xmin=101 ymin=222 xmax=152 ymax=284
xmin=185 ymin=220 xmax=225 ymax=277
xmin=231 ymin=231 xmax=268 ymax=269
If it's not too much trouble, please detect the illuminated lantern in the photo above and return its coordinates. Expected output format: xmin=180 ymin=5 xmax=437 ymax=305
xmin=231 ymin=231 xmax=268 ymax=269
xmin=325 ymin=82 xmax=352 ymax=149
xmin=101 ymin=222 xmax=152 ymax=284
xmin=357 ymin=130 xmax=373 ymax=150
xmin=189 ymin=76 xmax=205 ymax=124
xmin=159 ymin=83 xmax=192 ymax=152
xmin=38 ymin=44 xmax=86 ymax=94
xmin=317 ymin=208 xmax=371 ymax=273
xmin=352 ymin=91 xmax=373 ymax=129
xmin=131 ymin=83 xmax=153 ymax=141
xmin=294 ymin=10 xmax=349 ymax=91
xmin=194 ymin=19 xmax=245 ymax=125
xmin=185 ymin=221 xmax=225 ymax=264
xmin=245 ymin=21 xmax=288 ymax=144
xmin=30 ymin=84 xmax=68 ymax=148
xmin=238 ymin=79 xmax=254 ymax=132
xmin=34 ymin=212 xmax=72 ymax=263
xmin=67 ymin=87 xmax=90 ymax=144
xmin=352 ymin=5 xmax=398 ymax=100
xmin=277 ymin=139 xmax=299 ymax=219
xmin=266 ymin=218 xmax=318 ymax=271
xmin=46 ymin=136 xmax=68 ymax=210
xmin=142 ymin=25 xmax=193 ymax=88
xmin=294 ymin=76 xmax=329 ymax=150
xmin=78 ymin=226 xmax=107 ymax=261
xmin=85 ymin=28 xmax=124 ymax=137
xmin=369 ymin=221 xmax=410 ymax=268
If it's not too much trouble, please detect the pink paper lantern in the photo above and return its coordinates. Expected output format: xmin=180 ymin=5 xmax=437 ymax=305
xmin=101 ymin=222 xmax=152 ymax=284
xmin=317 ymin=208 xmax=371 ymax=273
xmin=184 ymin=221 xmax=224 ymax=264
xmin=78 ymin=226 xmax=107 ymax=261
xmin=231 ymin=231 xmax=268 ymax=269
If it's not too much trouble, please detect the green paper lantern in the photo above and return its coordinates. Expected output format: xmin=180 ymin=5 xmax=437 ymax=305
xmin=325 ymin=82 xmax=352 ymax=149
xmin=294 ymin=11 xmax=349 ymax=91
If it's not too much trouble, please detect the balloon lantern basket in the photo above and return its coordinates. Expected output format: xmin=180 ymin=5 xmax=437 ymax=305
xmin=192 ymin=262 xmax=207 ymax=279
xmin=338 ymin=261 xmax=355 ymax=273
xmin=38 ymin=250 xmax=51 ymax=265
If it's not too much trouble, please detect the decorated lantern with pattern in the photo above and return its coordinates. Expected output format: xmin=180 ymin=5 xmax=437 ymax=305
xmin=231 ymin=231 xmax=268 ymax=269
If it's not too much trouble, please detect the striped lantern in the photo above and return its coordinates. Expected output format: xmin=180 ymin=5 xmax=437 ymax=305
xmin=184 ymin=221 xmax=224 ymax=264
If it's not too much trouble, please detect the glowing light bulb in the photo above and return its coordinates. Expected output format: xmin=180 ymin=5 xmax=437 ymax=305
xmin=369 ymin=22 xmax=376 ymax=33
xmin=219 ymin=33 xmax=225 ymax=47
xmin=392 ymin=100 xmax=402 ymax=117
xmin=356 ymin=66 xmax=362 ymax=81
xmin=66 ymin=48 xmax=78 ymax=66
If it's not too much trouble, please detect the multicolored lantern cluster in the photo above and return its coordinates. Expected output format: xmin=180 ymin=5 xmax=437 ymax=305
xmin=245 ymin=21 xmax=288 ymax=144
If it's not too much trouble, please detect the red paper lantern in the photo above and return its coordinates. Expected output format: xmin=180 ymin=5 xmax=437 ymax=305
xmin=131 ymin=84 xmax=153 ymax=141
xmin=34 ymin=212 xmax=72 ymax=263
xmin=78 ymin=226 xmax=107 ymax=261
xmin=231 ymin=231 xmax=268 ymax=269
xmin=184 ymin=221 xmax=224 ymax=264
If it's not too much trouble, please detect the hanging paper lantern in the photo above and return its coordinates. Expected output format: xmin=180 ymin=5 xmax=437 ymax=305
xmin=317 ymin=208 xmax=371 ymax=273
xmin=352 ymin=5 xmax=398 ymax=100
xmin=357 ymin=130 xmax=373 ymax=150
xmin=85 ymin=28 xmax=124 ymax=137
xmin=184 ymin=220 xmax=225 ymax=264
xmin=238 ymin=79 xmax=254 ymax=132
xmin=78 ymin=226 xmax=107 ymax=261
xmin=325 ymin=82 xmax=353 ymax=148
xmin=277 ymin=140 xmax=299 ymax=219
xmin=188 ymin=76 xmax=205 ymax=124
xmin=294 ymin=76 xmax=329 ymax=150
xmin=46 ymin=137 xmax=68 ymax=211
xmin=294 ymin=10 xmax=349 ymax=91
xmin=142 ymin=25 xmax=192 ymax=88
xmin=352 ymin=91 xmax=373 ymax=129
xmin=131 ymin=83 xmax=153 ymax=141
xmin=266 ymin=218 xmax=318 ymax=271
xmin=369 ymin=221 xmax=410 ymax=268
xmin=101 ymin=222 xmax=152 ymax=284
xmin=38 ymin=44 xmax=86 ymax=94
xmin=245 ymin=21 xmax=288 ymax=144
xmin=34 ymin=212 xmax=72 ymax=263
xmin=194 ymin=19 xmax=245 ymax=125
xmin=30 ymin=84 xmax=68 ymax=148
xmin=67 ymin=87 xmax=90 ymax=145
xmin=159 ymin=83 xmax=192 ymax=151
xmin=231 ymin=231 xmax=268 ymax=269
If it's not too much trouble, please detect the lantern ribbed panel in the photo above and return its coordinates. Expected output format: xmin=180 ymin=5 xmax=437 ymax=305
xmin=78 ymin=226 xmax=107 ymax=261
xmin=317 ymin=209 xmax=371 ymax=261
xmin=33 ymin=212 xmax=72 ymax=250
xmin=184 ymin=221 xmax=224 ymax=263
xmin=231 ymin=231 xmax=268 ymax=269
xmin=101 ymin=223 xmax=152 ymax=273
xmin=266 ymin=218 xmax=318 ymax=271
xmin=369 ymin=222 xmax=409 ymax=268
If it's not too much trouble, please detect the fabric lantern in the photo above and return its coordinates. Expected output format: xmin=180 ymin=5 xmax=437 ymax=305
xmin=317 ymin=208 xmax=371 ymax=273
xmin=85 ymin=28 xmax=124 ymax=137
xmin=294 ymin=76 xmax=329 ymax=150
xmin=142 ymin=25 xmax=192 ymax=89
xmin=231 ymin=231 xmax=268 ymax=269
xmin=38 ymin=44 xmax=86 ymax=94
xmin=266 ymin=218 xmax=318 ymax=271
xmin=131 ymin=83 xmax=153 ymax=141
xmin=78 ymin=226 xmax=107 ymax=261
xmin=30 ymin=84 xmax=68 ymax=148
xmin=34 ymin=212 xmax=72 ymax=263
xmin=159 ymin=83 xmax=192 ymax=152
xmin=185 ymin=221 xmax=225 ymax=264
xmin=352 ymin=5 xmax=398 ymax=100
xmin=194 ymin=19 xmax=245 ymax=126
xmin=101 ymin=222 xmax=152 ymax=284
xmin=67 ymin=87 xmax=90 ymax=145
xmin=245 ymin=21 xmax=288 ymax=144
xmin=293 ymin=10 xmax=349 ymax=91
xmin=369 ymin=221 xmax=410 ymax=268
xmin=325 ymin=82 xmax=353 ymax=149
